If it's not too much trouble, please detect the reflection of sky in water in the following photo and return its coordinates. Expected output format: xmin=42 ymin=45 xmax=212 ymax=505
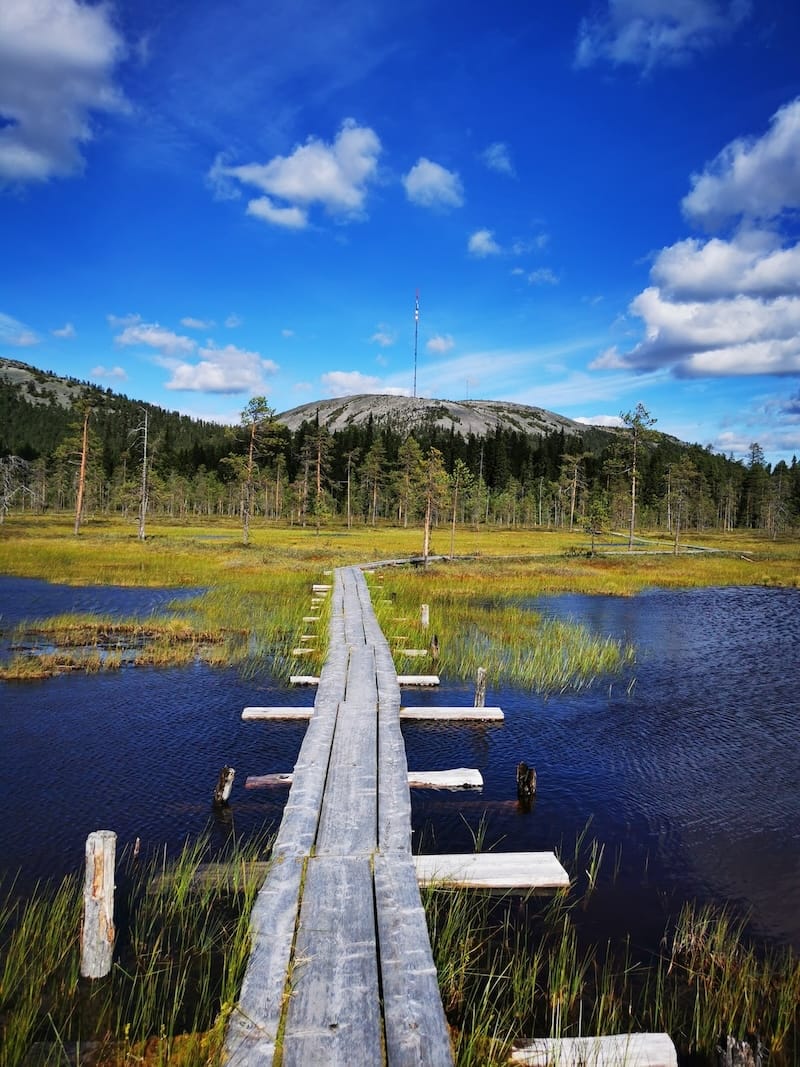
xmin=1 ymin=577 xmax=799 ymax=949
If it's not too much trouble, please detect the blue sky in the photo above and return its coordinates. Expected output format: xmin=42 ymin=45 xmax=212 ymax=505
xmin=2 ymin=1 xmax=800 ymax=465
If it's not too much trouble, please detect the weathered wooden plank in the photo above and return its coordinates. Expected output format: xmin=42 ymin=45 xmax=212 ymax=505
xmin=400 ymin=706 xmax=504 ymax=722
xmin=374 ymin=855 xmax=455 ymax=1067
xmin=408 ymin=768 xmax=483 ymax=789
xmin=510 ymin=1033 xmax=678 ymax=1066
xmin=224 ymin=850 xmax=306 ymax=1066
xmin=414 ymin=852 xmax=570 ymax=890
xmin=242 ymin=707 xmax=313 ymax=720
xmin=397 ymin=674 xmax=440 ymax=686
xmin=281 ymin=856 xmax=382 ymax=1067
xmin=312 ymin=583 xmax=332 ymax=592
xmin=289 ymin=674 xmax=320 ymax=686
xmin=246 ymin=769 xmax=481 ymax=790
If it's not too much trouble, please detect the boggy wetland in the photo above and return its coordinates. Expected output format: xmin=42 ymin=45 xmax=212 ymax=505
xmin=1 ymin=516 xmax=799 ymax=1065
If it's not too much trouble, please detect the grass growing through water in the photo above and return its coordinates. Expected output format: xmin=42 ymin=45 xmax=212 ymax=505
xmin=422 ymin=840 xmax=800 ymax=1066
xmin=0 ymin=833 xmax=271 ymax=1067
xmin=368 ymin=564 xmax=635 ymax=693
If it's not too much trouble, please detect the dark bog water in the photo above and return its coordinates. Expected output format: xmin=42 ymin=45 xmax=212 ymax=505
xmin=1 ymin=577 xmax=799 ymax=951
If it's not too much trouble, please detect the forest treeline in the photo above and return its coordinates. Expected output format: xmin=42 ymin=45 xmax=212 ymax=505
xmin=1 ymin=364 xmax=799 ymax=538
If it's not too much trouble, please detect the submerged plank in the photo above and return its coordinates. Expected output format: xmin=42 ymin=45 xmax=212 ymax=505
xmin=510 ymin=1033 xmax=678 ymax=1066
xmin=414 ymin=851 xmax=569 ymax=890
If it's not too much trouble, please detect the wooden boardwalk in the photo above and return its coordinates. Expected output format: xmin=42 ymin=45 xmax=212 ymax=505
xmin=224 ymin=565 xmax=567 ymax=1067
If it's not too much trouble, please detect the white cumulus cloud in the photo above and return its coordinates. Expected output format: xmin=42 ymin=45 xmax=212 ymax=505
xmin=211 ymin=119 xmax=381 ymax=228
xmin=403 ymin=158 xmax=464 ymax=210
xmin=52 ymin=322 xmax=76 ymax=338
xmin=0 ymin=0 xmax=127 ymax=183
xmin=682 ymin=97 xmax=800 ymax=228
xmin=575 ymin=0 xmax=751 ymax=73
xmin=165 ymin=343 xmax=279 ymax=394
xmin=468 ymin=229 xmax=502 ymax=257
xmin=596 ymin=98 xmax=800 ymax=381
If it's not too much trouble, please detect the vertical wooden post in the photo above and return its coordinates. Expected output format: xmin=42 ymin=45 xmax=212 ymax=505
xmin=420 ymin=603 xmax=429 ymax=630
xmin=81 ymin=830 xmax=116 ymax=979
xmin=474 ymin=667 xmax=487 ymax=708
xmin=214 ymin=765 xmax=236 ymax=805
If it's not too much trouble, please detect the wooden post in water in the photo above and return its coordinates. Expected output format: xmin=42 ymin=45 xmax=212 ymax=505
xmin=214 ymin=765 xmax=235 ymax=805
xmin=81 ymin=830 xmax=116 ymax=979
xmin=474 ymin=666 xmax=487 ymax=708
xmin=420 ymin=603 xmax=430 ymax=630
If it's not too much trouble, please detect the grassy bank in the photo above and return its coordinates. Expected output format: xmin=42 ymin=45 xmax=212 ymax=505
xmin=0 ymin=835 xmax=270 ymax=1067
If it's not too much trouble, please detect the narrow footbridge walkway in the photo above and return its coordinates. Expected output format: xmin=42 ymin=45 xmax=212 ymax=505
xmin=224 ymin=565 xmax=566 ymax=1067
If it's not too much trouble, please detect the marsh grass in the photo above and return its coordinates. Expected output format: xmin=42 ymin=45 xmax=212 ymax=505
xmin=0 ymin=833 xmax=270 ymax=1067
xmin=368 ymin=565 xmax=636 ymax=693
xmin=422 ymin=837 xmax=800 ymax=1067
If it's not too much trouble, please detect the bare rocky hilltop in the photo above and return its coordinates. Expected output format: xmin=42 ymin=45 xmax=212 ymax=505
xmin=277 ymin=394 xmax=595 ymax=439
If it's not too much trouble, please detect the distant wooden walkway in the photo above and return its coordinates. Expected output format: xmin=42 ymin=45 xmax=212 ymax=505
xmin=224 ymin=565 xmax=567 ymax=1067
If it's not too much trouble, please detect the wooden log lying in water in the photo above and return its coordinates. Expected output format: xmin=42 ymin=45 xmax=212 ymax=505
xmin=81 ymin=830 xmax=116 ymax=979
xmin=510 ymin=1033 xmax=678 ymax=1066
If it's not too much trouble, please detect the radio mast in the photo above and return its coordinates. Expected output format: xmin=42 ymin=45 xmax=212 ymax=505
xmin=413 ymin=288 xmax=419 ymax=398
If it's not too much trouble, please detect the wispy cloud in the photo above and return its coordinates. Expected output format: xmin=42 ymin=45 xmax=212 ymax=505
xmin=52 ymin=322 xmax=76 ymax=339
xmin=370 ymin=329 xmax=395 ymax=347
xmin=181 ymin=317 xmax=215 ymax=330
xmin=321 ymin=369 xmax=410 ymax=397
xmin=481 ymin=142 xmax=515 ymax=177
xmin=0 ymin=311 xmax=38 ymax=346
xmin=210 ymin=119 xmax=382 ymax=228
xmin=115 ymin=322 xmax=196 ymax=357
xmin=0 ymin=0 xmax=128 ymax=183
xmin=91 ymin=364 xmax=127 ymax=381
xmin=225 ymin=313 xmax=242 ymax=328
xmin=575 ymin=0 xmax=751 ymax=73
xmin=403 ymin=158 xmax=464 ymax=210
xmin=528 ymin=268 xmax=559 ymax=285
xmin=427 ymin=334 xmax=455 ymax=355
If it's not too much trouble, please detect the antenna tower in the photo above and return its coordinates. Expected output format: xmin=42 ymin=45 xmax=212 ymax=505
xmin=413 ymin=288 xmax=419 ymax=398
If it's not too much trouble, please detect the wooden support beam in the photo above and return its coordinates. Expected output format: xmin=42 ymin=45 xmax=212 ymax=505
xmin=243 ymin=707 xmax=313 ymax=720
xmin=400 ymin=649 xmax=429 ymax=657
xmin=400 ymin=706 xmax=503 ymax=722
xmin=290 ymin=675 xmax=320 ymax=686
xmin=414 ymin=851 xmax=569 ymax=890
xmin=408 ymin=768 xmax=482 ymax=789
xmin=246 ymin=768 xmax=482 ymax=790
xmin=510 ymin=1033 xmax=678 ymax=1066
xmin=397 ymin=674 xmax=440 ymax=686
